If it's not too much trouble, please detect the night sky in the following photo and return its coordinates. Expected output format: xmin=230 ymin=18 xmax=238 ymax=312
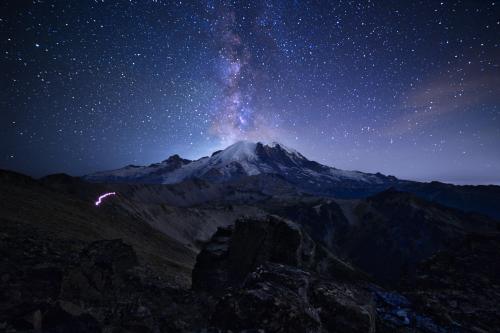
xmin=1 ymin=1 xmax=499 ymax=184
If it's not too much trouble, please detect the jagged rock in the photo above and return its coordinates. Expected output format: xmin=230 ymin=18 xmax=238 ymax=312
xmin=310 ymin=279 xmax=375 ymax=333
xmin=192 ymin=215 xmax=360 ymax=293
xmin=371 ymin=287 xmax=446 ymax=333
xmin=193 ymin=216 xmax=376 ymax=333
xmin=0 ymin=230 xmax=208 ymax=333
xmin=211 ymin=263 xmax=322 ymax=333
xmin=193 ymin=215 xmax=464 ymax=332
xmin=405 ymin=233 xmax=500 ymax=332
xmin=266 ymin=198 xmax=351 ymax=252
xmin=0 ymin=227 xmax=81 ymax=332
xmin=61 ymin=239 xmax=138 ymax=303
xmin=209 ymin=262 xmax=375 ymax=333
xmin=191 ymin=225 xmax=234 ymax=292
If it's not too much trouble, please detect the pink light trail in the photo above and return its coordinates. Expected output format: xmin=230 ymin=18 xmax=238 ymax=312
xmin=95 ymin=192 xmax=116 ymax=206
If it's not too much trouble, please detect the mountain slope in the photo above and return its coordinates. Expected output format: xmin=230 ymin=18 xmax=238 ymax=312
xmin=85 ymin=141 xmax=403 ymax=198
xmin=0 ymin=169 xmax=196 ymax=286
xmin=83 ymin=141 xmax=500 ymax=219
xmin=252 ymin=190 xmax=499 ymax=286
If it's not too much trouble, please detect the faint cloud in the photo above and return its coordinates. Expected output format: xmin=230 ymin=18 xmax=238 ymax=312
xmin=386 ymin=70 xmax=500 ymax=136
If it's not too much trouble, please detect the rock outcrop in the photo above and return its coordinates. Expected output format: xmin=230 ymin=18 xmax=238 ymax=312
xmin=191 ymin=215 xmax=468 ymax=333
xmin=405 ymin=233 xmax=500 ymax=332
xmin=193 ymin=216 xmax=376 ymax=333
xmin=0 ymin=228 xmax=208 ymax=332
xmin=192 ymin=215 xmax=361 ymax=292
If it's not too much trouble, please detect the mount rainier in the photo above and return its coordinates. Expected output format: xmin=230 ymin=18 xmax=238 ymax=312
xmin=84 ymin=141 xmax=402 ymax=198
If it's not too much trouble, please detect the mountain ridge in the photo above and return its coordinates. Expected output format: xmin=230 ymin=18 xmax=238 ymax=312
xmin=80 ymin=141 xmax=500 ymax=220
xmin=84 ymin=140 xmax=402 ymax=197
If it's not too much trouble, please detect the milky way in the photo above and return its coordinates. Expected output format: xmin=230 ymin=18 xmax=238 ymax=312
xmin=0 ymin=1 xmax=499 ymax=184
xmin=210 ymin=6 xmax=256 ymax=142
xmin=208 ymin=2 xmax=282 ymax=145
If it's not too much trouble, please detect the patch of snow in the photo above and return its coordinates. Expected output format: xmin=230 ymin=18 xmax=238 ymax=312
xmin=213 ymin=141 xmax=258 ymax=164
xmin=268 ymin=141 xmax=301 ymax=157
xmin=330 ymin=168 xmax=370 ymax=182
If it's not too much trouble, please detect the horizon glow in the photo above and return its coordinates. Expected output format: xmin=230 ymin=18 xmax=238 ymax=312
xmin=95 ymin=192 xmax=116 ymax=206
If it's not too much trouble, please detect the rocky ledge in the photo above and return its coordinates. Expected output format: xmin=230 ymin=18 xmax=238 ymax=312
xmin=0 ymin=226 xmax=208 ymax=332
xmin=192 ymin=216 xmax=451 ymax=333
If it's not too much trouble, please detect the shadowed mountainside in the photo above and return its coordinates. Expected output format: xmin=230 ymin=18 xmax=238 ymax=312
xmin=1 ymin=168 xmax=499 ymax=332
xmin=83 ymin=141 xmax=500 ymax=220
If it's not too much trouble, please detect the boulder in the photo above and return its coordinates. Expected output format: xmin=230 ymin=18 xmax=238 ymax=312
xmin=211 ymin=263 xmax=322 ymax=333
xmin=311 ymin=279 xmax=375 ymax=333
xmin=209 ymin=262 xmax=376 ymax=333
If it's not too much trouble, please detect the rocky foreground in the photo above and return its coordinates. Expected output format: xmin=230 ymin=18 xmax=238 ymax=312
xmin=2 ymin=213 xmax=499 ymax=332
xmin=1 ymin=168 xmax=500 ymax=332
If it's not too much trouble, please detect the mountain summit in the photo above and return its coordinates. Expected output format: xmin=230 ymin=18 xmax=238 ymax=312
xmin=84 ymin=141 xmax=401 ymax=197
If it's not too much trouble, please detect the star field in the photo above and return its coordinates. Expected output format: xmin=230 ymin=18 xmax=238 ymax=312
xmin=1 ymin=0 xmax=499 ymax=184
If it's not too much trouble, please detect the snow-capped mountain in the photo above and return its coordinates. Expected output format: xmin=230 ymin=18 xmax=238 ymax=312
xmin=84 ymin=141 xmax=403 ymax=197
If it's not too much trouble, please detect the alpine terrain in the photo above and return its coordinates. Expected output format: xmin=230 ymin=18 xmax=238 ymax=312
xmin=1 ymin=141 xmax=499 ymax=332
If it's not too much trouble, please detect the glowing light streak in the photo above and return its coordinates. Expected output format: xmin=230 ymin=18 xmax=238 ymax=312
xmin=95 ymin=192 xmax=116 ymax=206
